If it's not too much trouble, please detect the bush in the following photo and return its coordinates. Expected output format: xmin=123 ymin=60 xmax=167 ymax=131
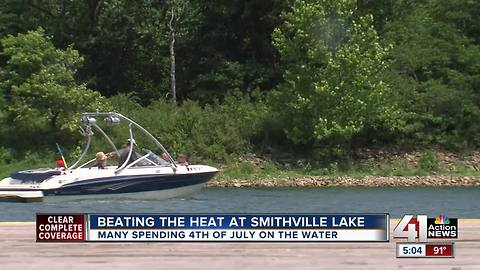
xmin=418 ymin=151 xmax=439 ymax=172
xmin=107 ymin=92 xmax=267 ymax=163
xmin=0 ymin=147 xmax=13 ymax=164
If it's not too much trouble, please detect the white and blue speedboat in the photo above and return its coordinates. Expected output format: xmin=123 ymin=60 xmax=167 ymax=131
xmin=0 ymin=112 xmax=218 ymax=201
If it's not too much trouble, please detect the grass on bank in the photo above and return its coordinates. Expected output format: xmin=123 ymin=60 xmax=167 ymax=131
xmin=216 ymin=158 xmax=480 ymax=181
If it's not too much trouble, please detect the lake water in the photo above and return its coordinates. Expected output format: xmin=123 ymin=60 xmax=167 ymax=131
xmin=1 ymin=187 xmax=479 ymax=221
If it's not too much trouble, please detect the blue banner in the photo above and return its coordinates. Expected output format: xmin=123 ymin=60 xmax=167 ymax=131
xmin=89 ymin=214 xmax=388 ymax=230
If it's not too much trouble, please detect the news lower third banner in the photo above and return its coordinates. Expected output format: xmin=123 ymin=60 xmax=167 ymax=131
xmin=36 ymin=213 xmax=389 ymax=242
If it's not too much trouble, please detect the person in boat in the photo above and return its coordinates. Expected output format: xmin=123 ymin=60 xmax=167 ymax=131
xmin=92 ymin=152 xmax=109 ymax=169
xmin=176 ymin=154 xmax=189 ymax=166
xmin=158 ymin=152 xmax=171 ymax=165
xmin=55 ymin=159 xmax=66 ymax=170
xmin=118 ymin=138 xmax=141 ymax=167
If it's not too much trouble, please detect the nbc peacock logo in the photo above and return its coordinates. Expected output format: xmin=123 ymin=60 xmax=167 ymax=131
xmin=434 ymin=215 xmax=450 ymax=225
xmin=428 ymin=215 xmax=457 ymax=238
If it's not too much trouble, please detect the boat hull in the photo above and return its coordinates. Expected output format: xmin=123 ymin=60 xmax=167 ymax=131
xmin=43 ymin=183 xmax=205 ymax=202
xmin=44 ymin=171 xmax=215 ymax=196
xmin=0 ymin=171 xmax=216 ymax=201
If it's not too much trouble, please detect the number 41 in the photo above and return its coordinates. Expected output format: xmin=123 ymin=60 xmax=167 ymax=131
xmin=393 ymin=215 xmax=427 ymax=242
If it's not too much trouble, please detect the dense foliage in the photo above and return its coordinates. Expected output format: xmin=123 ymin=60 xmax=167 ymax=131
xmin=383 ymin=0 xmax=480 ymax=150
xmin=0 ymin=28 xmax=105 ymax=150
xmin=270 ymin=0 xmax=399 ymax=157
xmin=105 ymin=92 xmax=267 ymax=163
xmin=0 ymin=0 xmax=479 ymax=164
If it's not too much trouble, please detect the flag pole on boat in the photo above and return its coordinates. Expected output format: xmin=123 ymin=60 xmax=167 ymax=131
xmin=55 ymin=142 xmax=68 ymax=169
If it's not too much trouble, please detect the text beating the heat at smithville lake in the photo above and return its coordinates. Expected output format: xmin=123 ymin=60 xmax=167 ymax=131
xmin=94 ymin=216 xmax=367 ymax=228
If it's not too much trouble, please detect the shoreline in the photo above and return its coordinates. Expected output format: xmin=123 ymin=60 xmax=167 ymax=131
xmin=208 ymin=175 xmax=480 ymax=188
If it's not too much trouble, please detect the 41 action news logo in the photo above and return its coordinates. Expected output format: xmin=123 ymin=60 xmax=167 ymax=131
xmin=393 ymin=215 xmax=457 ymax=242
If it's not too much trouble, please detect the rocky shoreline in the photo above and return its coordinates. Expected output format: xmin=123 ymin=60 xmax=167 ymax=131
xmin=207 ymin=175 xmax=480 ymax=188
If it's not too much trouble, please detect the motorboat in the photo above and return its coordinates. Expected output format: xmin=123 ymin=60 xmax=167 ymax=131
xmin=0 ymin=112 xmax=218 ymax=201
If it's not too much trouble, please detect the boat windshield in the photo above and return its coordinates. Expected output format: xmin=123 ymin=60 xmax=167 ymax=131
xmin=146 ymin=150 xmax=171 ymax=166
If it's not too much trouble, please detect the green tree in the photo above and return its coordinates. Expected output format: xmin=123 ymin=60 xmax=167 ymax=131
xmin=186 ymin=0 xmax=289 ymax=102
xmin=270 ymin=0 xmax=398 ymax=157
xmin=384 ymin=0 xmax=480 ymax=149
xmin=166 ymin=0 xmax=203 ymax=103
xmin=0 ymin=0 xmax=289 ymax=103
xmin=0 ymin=28 xmax=106 ymax=147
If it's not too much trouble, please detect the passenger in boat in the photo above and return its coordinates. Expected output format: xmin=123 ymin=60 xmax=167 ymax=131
xmin=118 ymin=139 xmax=141 ymax=167
xmin=55 ymin=159 xmax=66 ymax=170
xmin=93 ymin=152 xmax=108 ymax=169
xmin=176 ymin=154 xmax=189 ymax=166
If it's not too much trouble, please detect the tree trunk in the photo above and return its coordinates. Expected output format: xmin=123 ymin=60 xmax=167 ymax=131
xmin=168 ymin=6 xmax=177 ymax=104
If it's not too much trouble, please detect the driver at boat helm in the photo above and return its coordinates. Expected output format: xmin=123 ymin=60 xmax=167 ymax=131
xmin=118 ymin=139 xmax=140 ymax=168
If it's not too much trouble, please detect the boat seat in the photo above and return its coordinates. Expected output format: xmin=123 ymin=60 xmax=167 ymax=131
xmin=10 ymin=170 xmax=62 ymax=183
